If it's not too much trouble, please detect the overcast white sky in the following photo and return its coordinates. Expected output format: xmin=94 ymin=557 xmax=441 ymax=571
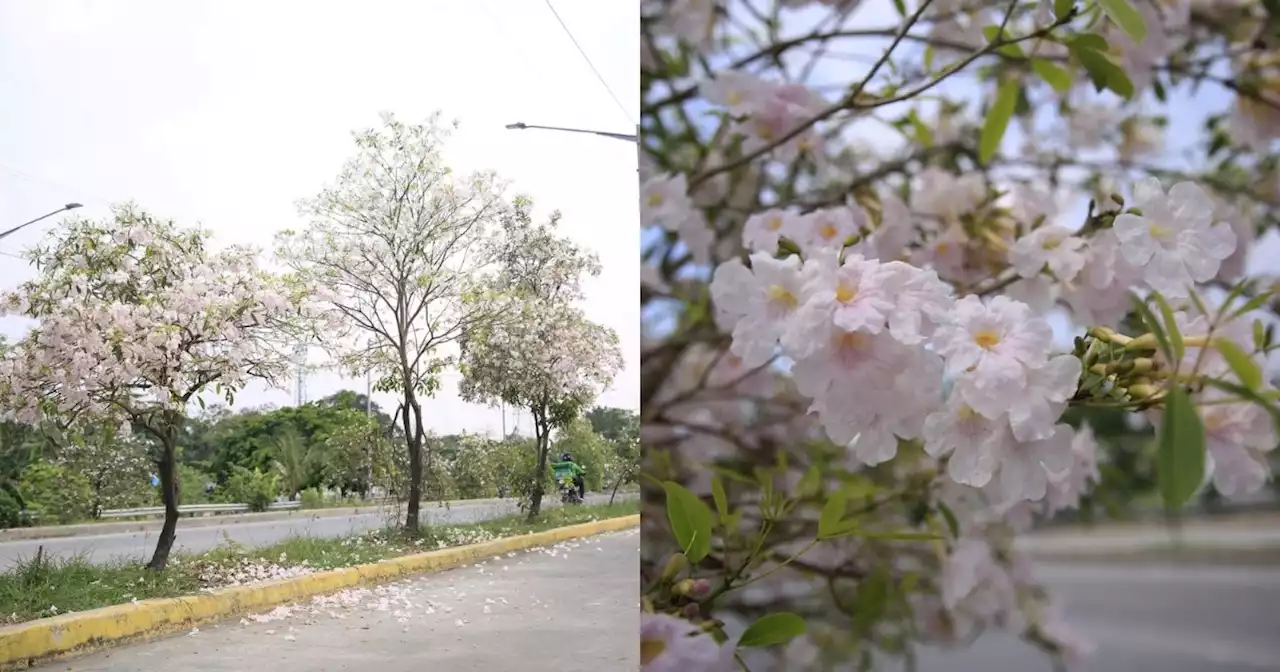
xmin=0 ymin=0 xmax=639 ymax=437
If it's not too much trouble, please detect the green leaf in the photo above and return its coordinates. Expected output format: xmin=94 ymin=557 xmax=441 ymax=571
xmin=1100 ymin=0 xmax=1147 ymax=43
xmin=1074 ymin=46 xmax=1135 ymax=98
xmin=892 ymin=0 xmax=907 ymax=17
xmin=797 ymin=464 xmax=822 ymax=498
xmin=1068 ymin=33 xmax=1110 ymax=51
xmin=979 ymin=79 xmax=1019 ymax=164
xmin=1229 ymin=290 xmax=1274 ymax=321
xmin=1151 ymin=292 xmax=1184 ymax=363
xmin=1254 ymin=318 xmax=1267 ymax=352
xmin=981 ymin=25 xmax=1026 ymax=58
xmin=662 ymin=481 xmax=714 ymax=563
xmin=936 ymin=502 xmax=961 ymax=538
xmin=711 ymin=474 xmax=729 ymax=522
xmin=1031 ymin=59 xmax=1072 ymax=93
xmin=818 ymin=489 xmax=848 ymax=539
xmin=1130 ymin=295 xmax=1174 ymax=362
xmin=1215 ymin=338 xmax=1263 ymax=390
xmin=1055 ymin=0 xmax=1075 ymax=19
xmin=924 ymin=45 xmax=935 ymax=72
xmin=1157 ymin=387 xmax=1206 ymax=510
xmin=738 ymin=613 xmax=808 ymax=648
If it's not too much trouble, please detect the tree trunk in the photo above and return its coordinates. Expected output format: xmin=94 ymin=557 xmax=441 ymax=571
xmin=526 ymin=406 xmax=549 ymax=522
xmin=146 ymin=436 xmax=180 ymax=571
xmin=397 ymin=393 xmax=424 ymax=532
xmin=609 ymin=473 xmax=624 ymax=506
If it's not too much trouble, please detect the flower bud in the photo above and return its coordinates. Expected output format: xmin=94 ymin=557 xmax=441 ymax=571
xmin=681 ymin=602 xmax=701 ymax=620
xmin=660 ymin=553 xmax=688 ymax=583
xmin=1131 ymin=358 xmax=1155 ymax=374
xmin=1128 ymin=383 xmax=1161 ymax=399
xmin=1126 ymin=333 xmax=1159 ymax=351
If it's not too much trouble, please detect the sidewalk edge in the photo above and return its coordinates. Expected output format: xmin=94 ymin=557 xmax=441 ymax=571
xmin=0 ymin=514 xmax=640 ymax=670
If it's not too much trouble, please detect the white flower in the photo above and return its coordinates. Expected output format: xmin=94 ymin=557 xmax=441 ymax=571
xmin=923 ymin=397 xmax=1011 ymax=487
xmin=742 ymin=207 xmax=801 ymax=253
xmin=640 ymin=613 xmax=736 ymax=672
xmin=1046 ymin=423 xmax=1101 ymax=512
xmin=710 ymin=254 xmax=803 ymax=367
xmin=989 ymin=424 xmax=1075 ymax=503
xmin=1009 ymin=225 xmax=1087 ymax=282
xmin=641 ymin=174 xmax=697 ymax=232
xmin=1112 ymin=178 xmax=1236 ymax=298
xmin=878 ymin=262 xmax=954 ymax=345
xmin=790 ymin=204 xmax=864 ymax=258
xmin=795 ymin=252 xmax=896 ymax=337
xmin=1201 ymin=394 xmax=1277 ymax=497
xmin=931 ymin=295 xmax=1054 ymax=384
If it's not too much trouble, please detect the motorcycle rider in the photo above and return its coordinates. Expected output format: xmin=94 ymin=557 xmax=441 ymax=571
xmin=550 ymin=452 xmax=587 ymax=500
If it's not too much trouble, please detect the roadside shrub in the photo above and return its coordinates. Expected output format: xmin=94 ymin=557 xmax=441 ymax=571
xmin=216 ymin=466 xmax=279 ymax=512
xmin=17 ymin=461 xmax=93 ymax=524
xmin=0 ymin=488 xmax=25 ymax=528
xmin=300 ymin=487 xmax=324 ymax=510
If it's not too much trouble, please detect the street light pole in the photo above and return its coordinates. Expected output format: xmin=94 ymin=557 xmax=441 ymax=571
xmin=0 ymin=203 xmax=84 ymax=241
xmin=505 ymin=121 xmax=637 ymax=143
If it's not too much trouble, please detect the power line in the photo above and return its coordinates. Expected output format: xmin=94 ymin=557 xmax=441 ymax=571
xmin=541 ymin=0 xmax=636 ymax=126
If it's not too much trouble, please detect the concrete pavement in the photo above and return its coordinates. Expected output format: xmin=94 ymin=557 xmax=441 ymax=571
xmin=917 ymin=563 xmax=1280 ymax=671
xmin=0 ymin=494 xmax=628 ymax=568
xmin=32 ymin=528 xmax=640 ymax=671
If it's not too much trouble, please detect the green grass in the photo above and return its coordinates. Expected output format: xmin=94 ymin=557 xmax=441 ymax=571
xmin=0 ymin=500 xmax=638 ymax=626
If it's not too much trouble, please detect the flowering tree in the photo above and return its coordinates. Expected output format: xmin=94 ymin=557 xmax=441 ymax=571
xmin=54 ymin=421 xmax=154 ymax=517
xmin=459 ymin=303 xmax=623 ymax=519
xmin=0 ymin=205 xmax=325 ymax=569
xmin=639 ymin=0 xmax=1280 ymax=669
xmin=277 ymin=112 xmax=516 ymax=531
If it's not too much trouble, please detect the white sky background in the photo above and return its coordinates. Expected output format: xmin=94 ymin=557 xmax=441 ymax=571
xmin=0 ymin=0 xmax=639 ymax=437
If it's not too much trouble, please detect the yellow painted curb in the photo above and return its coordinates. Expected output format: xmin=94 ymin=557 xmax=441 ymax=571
xmin=0 ymin=514 xmax=639 ymax=670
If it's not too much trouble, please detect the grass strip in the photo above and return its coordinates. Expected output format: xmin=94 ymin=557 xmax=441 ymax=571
xmin=0 ymin=500 xmax=638 ymax=625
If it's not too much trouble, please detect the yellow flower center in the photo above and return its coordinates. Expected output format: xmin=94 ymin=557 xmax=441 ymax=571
xmin=819 ymin=223 xmax=839 ymax=240
xmin=1041 ymin=235 xmax=1062 ymax=250
xmin=973 ymin=329 xmax=1001 ymax=350
xmin=1148 ymin=222 xmax=1170 ymax=240
xmin=836 ymin=330 xmax=868 ymax=351
xmin=766 ymin=216 xmax=783 ymax=231
xmin=956 ymin=405 xmax=980 ymax=421
xmin=835 ymin=280 xmax=858 ymax=304
xmin=767 ymin=284 xmax=798 ymax=310
xmin=640 ymin=639 xmax=665 ymax=665
xmin=647 ymin=193 xmax=664 ymax=207
xmin=728 ymin=91 xmax=742 ymax=106
xmin=936 ymin=241 xmax=951 ymax=255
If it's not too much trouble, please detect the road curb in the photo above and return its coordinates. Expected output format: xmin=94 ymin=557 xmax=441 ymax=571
xmin=0 ymin=514 xmax=640 ymax=670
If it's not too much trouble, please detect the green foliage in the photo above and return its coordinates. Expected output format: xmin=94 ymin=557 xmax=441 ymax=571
xmin=0 ymin=488 xmax=25 ymax=528
xmin=215 ymin=466 xmax=279 ymax=512
xmin=18 ymin=461 xmax=94 ymax=524
xmin=739 ymin=613 xmax=808 ymax=648
xmin=1100 ymin=0 xmax=1147 ymax=42
xmin=978 ymin=79 xmax=1018 ymax=164
xmin=178 ymin=464 xmax=215 ymax=505
xmin=1157 ymin=387 xmax=1207 ymax=509
xmin=300 ymin=487 xmax=325 ymax=510
xmin=662 ymin=481 xmax=714 ymax=563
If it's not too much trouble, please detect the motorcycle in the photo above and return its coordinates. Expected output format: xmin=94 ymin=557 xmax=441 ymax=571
xmin=558 ymin=475 xmax=583 ymax=505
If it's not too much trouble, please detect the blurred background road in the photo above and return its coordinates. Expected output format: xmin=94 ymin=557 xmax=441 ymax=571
xmin=916 ymin=517 xmax=1280 ymax=672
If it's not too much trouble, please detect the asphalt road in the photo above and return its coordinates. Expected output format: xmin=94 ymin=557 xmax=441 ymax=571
xmin=0 ymin=494 xmax=620 ymax=568
xmin=916 ymin=563 xmax=1280 ymax=671
xmin=35 ymin=528 xmax=640 ymax=671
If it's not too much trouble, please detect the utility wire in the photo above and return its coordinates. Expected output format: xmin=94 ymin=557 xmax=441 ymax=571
xmin=542 ymin=0 xmax=636 ymax=126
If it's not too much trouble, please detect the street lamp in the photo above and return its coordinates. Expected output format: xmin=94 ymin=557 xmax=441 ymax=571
xmin=505 ymin=121 xmax=637 ymax=143
xmin=0 ymin=203 xmax=84 ymax=241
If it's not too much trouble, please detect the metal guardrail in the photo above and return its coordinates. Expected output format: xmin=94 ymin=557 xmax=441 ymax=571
xmin=98 ymin=501 xmax=302 ymax=518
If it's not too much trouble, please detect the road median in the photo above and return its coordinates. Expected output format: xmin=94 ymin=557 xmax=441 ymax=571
xmin=0 ymin=513 xmax=639 ymax=670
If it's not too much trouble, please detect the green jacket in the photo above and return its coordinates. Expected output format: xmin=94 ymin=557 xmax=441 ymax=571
xmin=551 ymin=460 xmax=586 ymax=480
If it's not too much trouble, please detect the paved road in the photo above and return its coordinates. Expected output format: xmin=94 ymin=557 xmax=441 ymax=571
xmin=36 ymin=528 xmax=640 ymax=671
xmin=916 ymin=563 xmax=1280 ymax=671
xmin=0 ymin=494 xmax=622 ymax=568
